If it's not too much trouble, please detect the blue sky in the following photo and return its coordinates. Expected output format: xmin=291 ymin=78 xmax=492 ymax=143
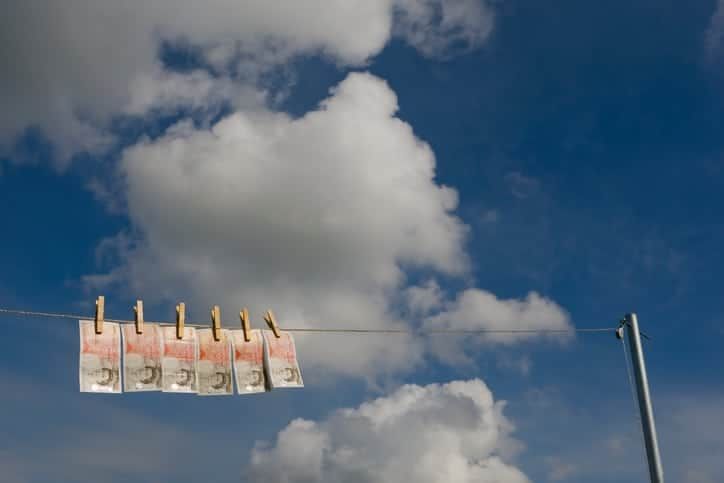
xmin=1 ymin=1 xmax=724 ymax=482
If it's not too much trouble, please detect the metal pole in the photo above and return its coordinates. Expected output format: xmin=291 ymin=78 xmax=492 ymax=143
xmin=624 ymin=313 xmax=664 ymax=483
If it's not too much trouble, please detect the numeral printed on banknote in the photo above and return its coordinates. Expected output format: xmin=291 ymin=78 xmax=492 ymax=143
xmin=262 ymin=330 xmax=303 ymax=389
xmin=197 ymin=329 xmax=233 ymax=396
xmin=161 ymin=326 xmax=198 ymax=393
xmin=231 ymin=329 xmax=266 ymax=394
xmin=79 ymin=320 xmax=122 ymax=393
xmin=122 ymin=323 xmax=163 ymax=392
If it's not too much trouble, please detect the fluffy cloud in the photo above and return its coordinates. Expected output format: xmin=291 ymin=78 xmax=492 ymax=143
xmin=88 ymin=72 xmax=571 ymax=380
xmin=94 ymin=72 xmax=465 ymax=378
xmin=426 ymin=290 xmax=571 ymax=343
xmin=0 ymin=0 xmax=495 ymax=163
xmin=18 ymin=0 xmax=564 ymax=380
xmin=248 ymin=379 xmax=529 ymax=483
xmin=423 ymin=289 xmax=571 ymax=365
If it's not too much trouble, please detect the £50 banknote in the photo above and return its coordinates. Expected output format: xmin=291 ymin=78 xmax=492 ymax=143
xmin=197 ymin=329 xmax=233 ymax=396
xmin=122 ymin=323 xmax=163 ymax=392
xmin=231 ymin=329 xmax=266 ymax=394
xmin=262 ymin=330 xmax=303 ymax=389
xmin=79 ymin=320 xmax=121 ymax=393
xmin=161 ymin=326 xmax=198 ymax=393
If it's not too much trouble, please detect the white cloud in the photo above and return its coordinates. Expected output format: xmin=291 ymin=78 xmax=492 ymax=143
xmin=7 ymin=0 xmax=563 ymax=380
xmin=394 ymin=0 xmax=496 ymax=58
xmin=93 ymin=72 xmax=467 ymax=378
xmin=87 ymin=72 xmax=572 ymax=380
xmin=425 ymin=289 xmax=571 ymax=341
xmin=0 ymin=0 xmax=494 ymax=164
xmin=421 ymin=289 xmax=570 ymax=366
xmin=248 ymin=379 xmax=530 ymax=483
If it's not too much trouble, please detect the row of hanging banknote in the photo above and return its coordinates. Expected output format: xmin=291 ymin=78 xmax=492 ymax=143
xmin=78 ymin=320 xmax=303 ymax=395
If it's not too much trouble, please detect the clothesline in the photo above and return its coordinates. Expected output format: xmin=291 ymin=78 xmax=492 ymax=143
xmin=0 ymin=307 xmax=616 ymax=335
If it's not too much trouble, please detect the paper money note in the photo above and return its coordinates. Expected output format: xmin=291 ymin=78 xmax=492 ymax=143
xmin=79 ymin=320 xmax=121 ymax=393
xmin=231 ymin=329 xmax=266 ymax=394
xmin=161 ymin=326 xmax=198 ymax=393
xmin=262 ymin=330 xmax=303 ymax=389
xmin=197 ymin=329 xmax=233 ymax=396
xmin=122 ymin=323 xmax=163 ymax=392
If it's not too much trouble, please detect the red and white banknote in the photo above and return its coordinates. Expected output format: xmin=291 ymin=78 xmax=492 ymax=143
xmin=79 ymin=320 xmax=122 ymax=393
xmin=262 ymin=331 xmax=303 ymax=389
xmin=161 ymin=326 xmax=198 ymax=393
xmin=231 ymin=329 xmax=267 ymax=394
xmin=197 ymin=329 xmax=233 ymax=396
xmin=122 ymin=323 xmax=163 ymax=392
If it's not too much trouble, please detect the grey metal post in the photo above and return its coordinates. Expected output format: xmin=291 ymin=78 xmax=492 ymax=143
xmin=625 ymin=313 xmax=664 ymax=483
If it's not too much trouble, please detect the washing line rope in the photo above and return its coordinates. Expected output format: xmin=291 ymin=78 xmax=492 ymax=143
xmin=0 ymin=307 xmax=616 ymax=335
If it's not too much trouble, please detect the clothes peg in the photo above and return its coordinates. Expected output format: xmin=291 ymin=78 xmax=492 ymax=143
xmin=95 ymin=296 xmax=105 ymax=334
xmin=211 ymin=305 xmax=222 ymax=341
xmin=239 ymin=307 xmax=251 ymax=342
xmin=134 ymin=300 xmax=144 ymax=335
xmin=176 ymin=302 xmax=185 ymax=339
xmin=263 ymin=309 xmax=281 ymax=338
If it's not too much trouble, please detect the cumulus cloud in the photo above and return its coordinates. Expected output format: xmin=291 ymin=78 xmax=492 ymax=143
xmin=6 ymin=0 xmax=565 ymax=380
xmin=0 ymin=0 xmax=494 ymax=163
xmin=423 ymin=289 xmax=571 ymax=365
xmin=87 ymin=72 xmax=571 ymax=380
xmin=248 ymin=379 xmax=529 ymax=483
xmin=92 ymin=72 xmax=465 ymax=378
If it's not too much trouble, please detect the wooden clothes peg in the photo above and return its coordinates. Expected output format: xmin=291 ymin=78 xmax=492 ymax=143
xmin=134 ymin=300 xmax=144 ymax=335
xmin=211 ymin=305 xmax=222 ymax=341
xmin=264 ymin=309 xmax=281 ymax=338
xmin=95 ymin=296 xmax=105 ymax=335
xmin=239 ymin=307 xmax=251 ymax=342
xmin=176 ymin=302 xmax=185 ymax=339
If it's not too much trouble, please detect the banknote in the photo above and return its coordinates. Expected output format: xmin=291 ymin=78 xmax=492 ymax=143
xmin=262 ymin=330 xmax=303 ymax=389
xmin=197 ymin=329 xmax=233 ymax=396
xmin=161 ymin=326 xmax=198 ymax=393
xmin=231 ymin=329 xmax=267 ymax=394
xmin=122 ymin=323 xmax=163 ymax=392
xmin=79 ymin=320 xmax=121 ymax=393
